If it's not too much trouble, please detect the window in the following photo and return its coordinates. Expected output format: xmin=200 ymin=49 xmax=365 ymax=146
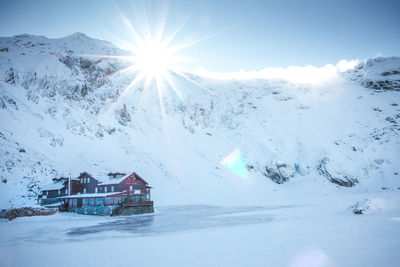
xmin=111 ymin=186 xmax=114 ymax=192
xmin=87 ymin=177 xmax=90 ymax=183
xmin=114 ymin=197 xmax=121 ymax=204
xmin=83 ymin=188 xmax=87 ymax=193
xmin=83 ymin=198 xmax=88 ymax=205
xmin=90 ymin=198 xmax=95 ymax=205
xmin=129 ymin=186 xmax=133 ymax=191
xmin=58 ymin=189 xmax=60 ymax=195
xmin=105 ymin=187 xmax=108 ymax=193
xmin=69 ymin=199 xmax=73 ymax=206
xmin=105 ymin=197 xmax=113 ymax=205
xmin=95 ymin=187 xmax=98 ymax=193
xmin=134 ymin=190 xmax=141 ymax=194
xmin=73 ymin=199 xmax=77 ymax=206
xmin=95 ymin=198 xmax=104 ymax=205
xmin=65 ymin=189 xmax=68 ymax=194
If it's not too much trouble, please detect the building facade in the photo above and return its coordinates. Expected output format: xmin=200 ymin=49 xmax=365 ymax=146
xmin=39 ymin=172 xmax=154 ymax=216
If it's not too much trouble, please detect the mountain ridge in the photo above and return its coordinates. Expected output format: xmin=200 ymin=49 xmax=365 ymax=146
xmin=1 ymin=33 xmax=399 ymax=208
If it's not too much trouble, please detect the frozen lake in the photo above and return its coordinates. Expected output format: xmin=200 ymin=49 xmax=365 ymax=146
xmin=67 ymin=205 xmax=287 ymax=238
xmin=1 ymin=198 xmax=399 ymax=267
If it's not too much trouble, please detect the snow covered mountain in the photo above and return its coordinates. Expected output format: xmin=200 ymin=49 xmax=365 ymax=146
xmin=1 ymin=33 xmax=399 ymax=208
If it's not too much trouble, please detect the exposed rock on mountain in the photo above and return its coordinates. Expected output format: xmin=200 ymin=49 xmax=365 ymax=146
xmin=262 ymin=162 xmax=296 ymax=184
xmin=317 ymin=157 xmax=358 ymax=187
xmin=345 ymin=56 xmax=400 ymax=91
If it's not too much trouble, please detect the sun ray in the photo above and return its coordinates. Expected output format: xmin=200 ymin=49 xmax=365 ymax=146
xmin=74 ymin=54 xmax=134 ymax=61
xmin=87 ymin=2 xmax=220 ymax=127
xmin=111 ymin=1 xmax=146 ymax=48
xmin=96 ymin=27 xmax=140 ymax=53
xmin=169 ymin=68 xmax=215 ymax=95
xmin=95 ymin=62 xmax=140 ymax=82
xmin=106 ymin=64 xmax=140 ymax=78
xmin=169 ymin=33 xmax=217 ymax=53
xmin=163 ymin=14 xmax=192 ymax=47
xmin=105 ymin=69 xmax=146 ymax=115
xmin=155 ymin=73 xmax=166 ymax=118
xmin=163 ymin=71 xmax=184 ymax=102
xmin=154 ymin=0 xmax=169 ymax=44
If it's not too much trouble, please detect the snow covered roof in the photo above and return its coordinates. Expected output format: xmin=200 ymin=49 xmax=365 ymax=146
xmin=70 ymin=172 xmax=149 ymax=186
xmin=98 ymin=173 xmax=129 ymax=185
xmin=59 ymin=192 xmax=122 ymax=199
xmin=97 ymin=172 xmax=149 ymax=186
xmin=41 ymin=182 xmax=65 ymax=191
xmin=77 ymin=172 xmax=124 ymax=184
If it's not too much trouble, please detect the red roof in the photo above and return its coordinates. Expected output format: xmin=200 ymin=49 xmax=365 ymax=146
xmin=97 ymin=172 xmax=149 ymax=186
xmin=132 ymin=172 xmax=149 ymax=185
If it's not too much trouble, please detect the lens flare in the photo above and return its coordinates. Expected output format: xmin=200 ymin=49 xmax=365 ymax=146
xmin=220 ymin=149 xmax=248 ymax=178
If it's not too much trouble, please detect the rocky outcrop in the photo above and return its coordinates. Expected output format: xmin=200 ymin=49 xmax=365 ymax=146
xmin=262 ymin=162 xmax=295 ymax=184
xmin=345 ymin=57 xmax=400 ymax=91
xmin=317 ymin=158 xmax=358 ymax=187
xmin=361 ymin=79 xmax=400 ymax=91
xmin=0 ymin=207 xmax=56 ymax=220
xmin=115 ymin=104 xmax=131 ymax=126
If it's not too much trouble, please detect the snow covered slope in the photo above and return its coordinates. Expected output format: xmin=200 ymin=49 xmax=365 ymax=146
xmin=344 ymin=56 xmax=400 ymax=91
xmin=0 ymin=33 xmax=399 ymax=208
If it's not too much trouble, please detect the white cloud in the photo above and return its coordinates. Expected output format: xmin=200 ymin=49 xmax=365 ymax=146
xmin=195 ymin=59 xmax=359 ymax=85
xmin=336 ymin=59 xmax=359 ymax=72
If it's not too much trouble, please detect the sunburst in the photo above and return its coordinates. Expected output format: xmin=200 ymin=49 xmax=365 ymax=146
xmin=77 ymin=3 xmax=216 ymax=119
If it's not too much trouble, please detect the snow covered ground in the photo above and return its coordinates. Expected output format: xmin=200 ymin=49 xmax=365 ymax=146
xmin=1 ymin=191 xmax=400 ymax=267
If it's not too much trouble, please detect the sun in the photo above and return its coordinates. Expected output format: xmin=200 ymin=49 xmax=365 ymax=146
xmin=79 ymin=3 xmax=216 ymax=118
xmin=135 ymin=41 xmax=177 ymax=75
xmin=133 ymin=39 xmax=177 ymax=77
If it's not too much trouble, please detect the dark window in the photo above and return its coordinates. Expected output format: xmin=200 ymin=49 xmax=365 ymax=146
xmin=95 ymin=198 xmax=104 ymax=205
xmin=114 ymin=197 xmax=121 ymax=204
xmin=105 ymin=197 xmax=113 ymax=205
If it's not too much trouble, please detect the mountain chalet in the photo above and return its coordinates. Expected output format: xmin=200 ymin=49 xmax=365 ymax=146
xmin=38 ymin=172 xmax=154 ymax=216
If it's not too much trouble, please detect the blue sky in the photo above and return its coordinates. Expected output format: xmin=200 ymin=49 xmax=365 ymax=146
xmin=0 ymin=0 xmax=399 ymax=71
